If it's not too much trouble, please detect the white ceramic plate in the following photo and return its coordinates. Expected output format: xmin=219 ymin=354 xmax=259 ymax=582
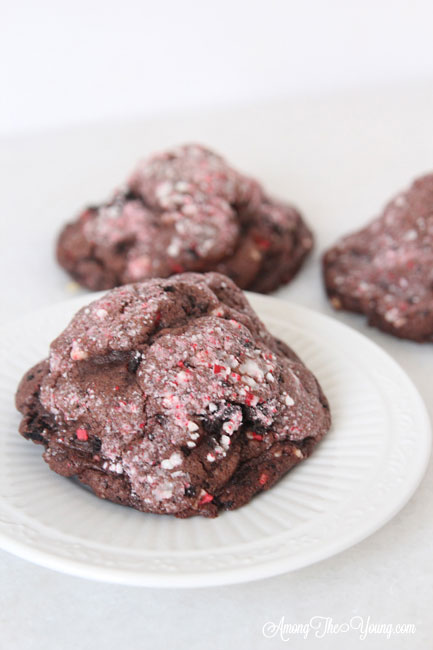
xmin=0 ymin=292 xmax=430 ymax=587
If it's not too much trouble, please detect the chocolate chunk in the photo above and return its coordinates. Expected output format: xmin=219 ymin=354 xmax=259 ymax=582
xmin=127 ymin=351 xmax=142 ymax=374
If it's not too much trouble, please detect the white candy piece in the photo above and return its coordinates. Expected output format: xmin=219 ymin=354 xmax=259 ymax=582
xmin=239 ymin=358 xmax=264 ymax=382
xmin=161 ymin=452 xmax=183 ymax=470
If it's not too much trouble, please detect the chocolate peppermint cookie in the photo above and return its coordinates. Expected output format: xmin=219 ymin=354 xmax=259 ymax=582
xmin=57 ymin=144 xmax=313 ymax=293
xmin=15 ymin=273 xmax=330 ymax=518
xmin=323 ymin=174 xmax=433 ymax=342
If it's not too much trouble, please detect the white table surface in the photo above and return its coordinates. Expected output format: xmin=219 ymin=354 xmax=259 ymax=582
xmin=1 ymin=84 xmax=432 ymax=649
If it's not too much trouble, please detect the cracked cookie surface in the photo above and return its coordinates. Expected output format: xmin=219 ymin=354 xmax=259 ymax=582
xmin=16 ymin=272 xmax=331 ymax=517
xmin=57 ymin=144 xmax=313 ymax=293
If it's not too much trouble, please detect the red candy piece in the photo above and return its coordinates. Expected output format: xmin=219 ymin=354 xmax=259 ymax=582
xmin=199 ymin=491 xmax=214 ymax=505
xmin=251 ymin=432 xmax=263 ymax=441
xmin=254 ymin=237 xmax=271 ymax=250
xmin=76 ymin=428 xmax=88 ymax=441
xmin=213 ymin=364 xmax=225 ymax=374
xmin=259 ymin=473 xmax=269 ymax=485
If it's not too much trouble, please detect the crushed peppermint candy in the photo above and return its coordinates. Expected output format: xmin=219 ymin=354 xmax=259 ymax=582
xmin=198 ymin=490 xmax=214 ymax=505
xmin=76 ymin=428 xmax=88 ymax=441
xmin=160 ymin=452 xmax=183 ymax=470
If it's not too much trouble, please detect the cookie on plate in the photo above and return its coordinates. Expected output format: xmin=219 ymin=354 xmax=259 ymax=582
xmin=57 ymin=144 xmax=313 ymax=293
xmin=15 ymin=272 xmax=331 ymax=518
xmin=323 ymin=174 xmax=433 ymax=342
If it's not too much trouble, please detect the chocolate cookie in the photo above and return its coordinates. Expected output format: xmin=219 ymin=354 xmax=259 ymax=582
xmin=323 ymin=174 xmax=433 ymax=342
xmin=57 ymin=144 xmax=313 ymax=293
xmin=15 ymin=273 xmax=331 ymax=518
